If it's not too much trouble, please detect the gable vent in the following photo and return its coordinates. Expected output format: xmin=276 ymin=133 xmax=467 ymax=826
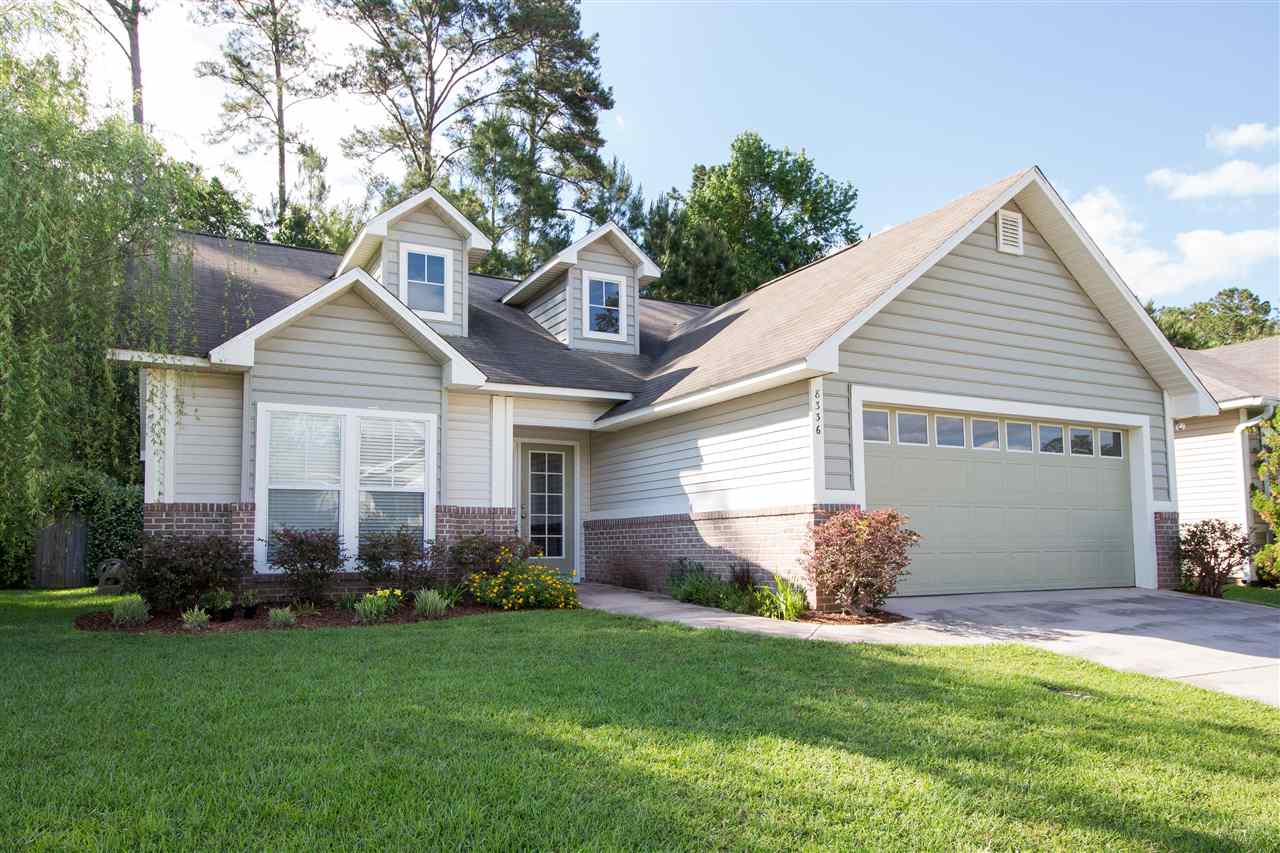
xmin=996 ymin=209 xmax=1024 ymax=255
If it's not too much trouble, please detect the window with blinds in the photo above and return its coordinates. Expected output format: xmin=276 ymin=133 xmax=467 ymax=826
xmin=358 ymin=418 xmax=427 ymax=547
xmin=266 ymin=412 xmax=342 ymax=548
xmin=258 ymin=405 xmax=434 ymax=569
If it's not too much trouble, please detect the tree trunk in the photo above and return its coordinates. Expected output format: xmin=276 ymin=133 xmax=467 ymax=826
xmin=127 ymin=0 xmax=142 ymax=126
xmin=275 ymin=47 xmax=286 ymax=224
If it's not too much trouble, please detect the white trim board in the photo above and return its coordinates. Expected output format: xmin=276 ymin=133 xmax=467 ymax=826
xmin=849 ymin=384 xmax=1159 ymax=590
xmin=252 ymin=401 xmax=438 ymax=573
xmin=479 ymin=383 xmax=632 ymax=401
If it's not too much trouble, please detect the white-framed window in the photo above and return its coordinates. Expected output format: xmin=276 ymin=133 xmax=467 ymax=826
xmin=1006 ymin=421 xmax=1034 ymax=453
xmin=1038 ymin=423 xmax=1064 ymax=454
xmin=863 ymin=408 xmax=890 ymax=443
xmin=1070 ymin=426 xmax=1095 ymax=456
xmin=581 ymin=270 xmax=627 ymax=341
xmin=896 ymin=411 xmax=929 ymax=446
xmin=255 ymin=403 xmax=436 ymax=570
xmin=399 ymin=242 xmax=452 ymax=321
xmin=972 ymin=418 xmax=1001 ymax=451
xmin=935 ymin=414 xmax=966 ymax=448
xmin=1099 ymin=428 xmax=1124 ymax=459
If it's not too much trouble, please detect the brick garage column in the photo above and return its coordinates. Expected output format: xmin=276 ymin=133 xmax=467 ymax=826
xmin=1154 ymin=511 xmax=1180 ymax=589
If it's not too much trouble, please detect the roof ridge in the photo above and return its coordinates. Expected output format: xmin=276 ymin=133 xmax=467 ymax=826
xmin=181 ymin=229 xmax=343 ymax=257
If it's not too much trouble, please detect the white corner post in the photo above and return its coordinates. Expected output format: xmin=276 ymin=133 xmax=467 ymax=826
xmin=490 ymin=396 xmax=515 ymax=507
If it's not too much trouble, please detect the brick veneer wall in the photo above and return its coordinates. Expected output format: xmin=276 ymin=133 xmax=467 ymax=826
xmin=1154 ymin=510 xmax=1180 ymax=589
xmin=142 ymin=503 xmax=518 ymax=601
xmin=584 ymin=504 xmax=855 ymax=607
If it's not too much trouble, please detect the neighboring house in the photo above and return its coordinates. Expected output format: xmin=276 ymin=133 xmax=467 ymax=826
xmin=116 ymin=166 xmax=1217 ymax=603
xmin=1174 ymin=337 xmax=1278 ymax=577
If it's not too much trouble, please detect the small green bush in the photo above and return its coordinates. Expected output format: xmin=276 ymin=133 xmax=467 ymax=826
xmin=291 ymin=599 xmax=320 ymax=617
xmin=238 ymin=588 xmax=258 ymax=607
xmin=181 ymin=607 xmax=209 ymax=632
xmin=755 ymin=574 xmax=810 ymax=621
xmin=203 ymin=587 xmax=233 ymax=611
xmin=354 ymin=588 xmax=403 ymax=623
xmin=414 ymin=588 xmax=448 ymax=618
xmin=267 ymin=607 xmax=297 ymax=628
xmin=1180 ymin=519 xmax=1253 ymax=598
xmin=111 ymin=594 xmax=149 ymax=627
xmin=336 ymin=590 xmax=360 ymax=611
xmin=668 ymin=560 xmax=734 ymax=608
xmin=268 ymin=528 xmax=346 ymax=604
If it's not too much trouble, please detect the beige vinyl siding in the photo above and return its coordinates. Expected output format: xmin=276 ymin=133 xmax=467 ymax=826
xmin=246 ymin=289 xmax=444 ymax=499
xmin=569 ymin=237 xmax=639 ymax=354
xmin=174 ymin=371 xmax=243 ymax=502
xmin=838 ymin=203 xmax=1172 ymax=501
xmin=1174 ymin=412 xmax=1248 ymax=528
xmin=528 ymin=278 xmax=569 ymax=343
xmin=380 ymin=206 xmax=466 ymax=336
xmin=445 ymin=392 xmax=491 ymax=506
xmin=823 ymin=378 xmax=853 ymax=491
xmin=589 ymin=382 xmax=812 ymax=517
xmin=513 ymin=396 xmax=614 ymax=429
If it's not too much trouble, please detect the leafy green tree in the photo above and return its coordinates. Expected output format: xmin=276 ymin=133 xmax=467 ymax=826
xmin=1148 ymin=288 xmax=1279 ymax=349
xmin=325 ymin=0 xmax=535 ymax=191
xmin=270 ymin=144 xmax=365 ymax=253
xmin=193 ymin=0 xmax=333 ymax=225
xmin=0 ymin=47 xmax=194 ymax=584
xmin=583 ymin=156 xmax=645 ymax=235
xmin=1252 ymin=410 xmax=1280 ymax=586
xmin=176 ymin=164 xmax=267 ymax=241
xmin=646 ymin=214 xmax=737 ymax=307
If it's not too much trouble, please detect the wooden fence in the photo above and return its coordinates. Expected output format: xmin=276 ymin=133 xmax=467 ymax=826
xmin=32 ymin=513 xmax=87 ymax=589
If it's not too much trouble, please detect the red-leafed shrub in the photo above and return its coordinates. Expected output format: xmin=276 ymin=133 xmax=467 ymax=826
xmin=805 ymin=508 xmax=920 ymax=614
xmin=126 ymin=533 xmax=251 ymax=610
xmin=1179 ymin=519 xmax=1253 ymax=598
xmin=269 ymin=528 xmax=347 ymax=604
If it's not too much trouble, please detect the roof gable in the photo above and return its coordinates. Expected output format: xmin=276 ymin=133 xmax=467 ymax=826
xmin=502 ymin=223 xmax=661 ymax=306
xmin=209 ymin=268 xmax=486 ymax=387
xmin=337 ymin=188 xmax=492 ymax=275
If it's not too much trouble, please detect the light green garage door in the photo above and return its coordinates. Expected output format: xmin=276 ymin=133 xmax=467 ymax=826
xmin=864 ymin=407 xmax=1134 ymax=596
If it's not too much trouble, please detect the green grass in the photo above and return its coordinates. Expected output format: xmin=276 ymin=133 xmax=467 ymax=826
xmin=1224 ymin=584 xmax=1280 ymax=607
xmin=1 ymin=589 xmax=1277 ymax=851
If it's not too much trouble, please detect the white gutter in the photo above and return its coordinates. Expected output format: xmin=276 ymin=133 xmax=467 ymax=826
xmin=1234 ymin=402 xmax=1276 ymax=438
xmin=108 ymin=348 xmax=226 ymax=370
xmin=477 ymin=382 xmax=632 ymax=401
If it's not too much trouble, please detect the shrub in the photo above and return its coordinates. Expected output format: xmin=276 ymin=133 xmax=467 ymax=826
xmin=111 ymin=594 xmax=149 ymax=627
xmin=467 ymin=561 xmax=579 ymax=610
xmin=353 ymin=588 xmax=403 ymax=623
xmin=125 ymin=533 xmax=251 ymax=610
xmin=356 ymin=526 xmax=440 ymax=590
xmin=755 ymin=573 xmax=809 ymax=621
xmin=1251 ymin=410 xmax=1279 ymax=587
xmin=450 ymin=532 xmax=541 ymax=579
xmin=239 ymin=589 xmax=258 ymax=608
xmin=667 ymin=559 xmax=726 ymax=607
xmin=337 ymin=590 xmax=360 ymax=611
xmin=1255 ymin=548 xmax=1280 ymax=588
xmin=203 ymin=587 xmax=233 ymax=611
xmin=267 ymin=607 xmax=297 ymax=628
xmin=414 ymin=588 xmax=448 ymax=618
xmin=805 ymin=508 xmax=921 ymax=614
xmin=1180 ymin=519 xmax=1253 ymax=598
xmin=181 ymin=607 xmax=209 ymax=632
xmin=291 ymin=599 xmax=319 ymax=617
xmin=268 ymin=528 xmax=346 ymax=604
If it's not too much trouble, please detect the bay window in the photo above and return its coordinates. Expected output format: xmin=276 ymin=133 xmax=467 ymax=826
xmin=255 ymin=403 xmax=435 ymax=570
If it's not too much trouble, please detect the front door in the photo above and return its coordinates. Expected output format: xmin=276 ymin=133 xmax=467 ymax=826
xmin=520 ymin=444 xmax=575 ymax=578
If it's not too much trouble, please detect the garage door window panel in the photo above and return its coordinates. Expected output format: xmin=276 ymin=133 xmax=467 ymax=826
xmin=935 ymin=415 xmax=966 ymax=448
xmin=863 ymin=409 xmax=890 ymax=444
xmin=1100 ymin=429 xmax=1124 ymax=459
xmin=1070 ymin=427 xmax=1095 ymax=457
xmin=972 ymin=418 xmax=1000 ymax=451
xmin=1038 ymin=424 xmax=1064 ymax=454
xmin=896 ymin=411 xmax=929 ymax=446
xmin=1006 ymin=421 xmax=1033 ymax=453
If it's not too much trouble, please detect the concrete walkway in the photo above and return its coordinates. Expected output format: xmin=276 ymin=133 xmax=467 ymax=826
xmin=577 ymin=583 xmax=1280 ymax=706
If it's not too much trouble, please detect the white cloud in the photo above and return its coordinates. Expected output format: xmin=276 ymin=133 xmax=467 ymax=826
xmin=614 ymin=112 xmax=625 ymax=129
xmin=1207 ymin=122 xmax=1280 ymax=152
xmin=1071 ymin=187 xmax=1280 ymax=299
xmin=1146 ymin=160 xmax=1280 ymax=200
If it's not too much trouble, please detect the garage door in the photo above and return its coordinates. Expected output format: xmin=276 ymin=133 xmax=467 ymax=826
xmin=864 ymin=407 xmax=1134 ymax=596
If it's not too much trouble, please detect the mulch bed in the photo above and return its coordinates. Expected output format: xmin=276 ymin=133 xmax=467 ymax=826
xmin=75 ymin=603 xmax=497 ymax=634
xmin=798 ymin=609 xmax=908 ymax=626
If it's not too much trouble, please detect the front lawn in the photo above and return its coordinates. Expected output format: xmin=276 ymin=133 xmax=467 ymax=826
xmin=2 ymin=589 xmax=1277 ymax=851
xmin=1224 ymin=584 xmax=1280 ymax=608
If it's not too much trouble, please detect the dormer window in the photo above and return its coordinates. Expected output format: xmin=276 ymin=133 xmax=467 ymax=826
xmin=582 ymin=271 xmax=626 ymax=341
xmin=399 ymin=242 xmax=452 ymax=321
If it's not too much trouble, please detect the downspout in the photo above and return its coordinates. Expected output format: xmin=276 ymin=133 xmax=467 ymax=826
xmin=1234 ymin=401 xmax=1276 ymax=581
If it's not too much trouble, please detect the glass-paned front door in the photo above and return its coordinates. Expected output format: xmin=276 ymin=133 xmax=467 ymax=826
xmin=521 ymin=444 xmax=575 ymax=577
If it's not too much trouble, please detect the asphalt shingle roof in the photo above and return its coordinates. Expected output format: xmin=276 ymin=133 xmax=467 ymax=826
xmin=1178 ymin=337 xmax=1280 ymax=404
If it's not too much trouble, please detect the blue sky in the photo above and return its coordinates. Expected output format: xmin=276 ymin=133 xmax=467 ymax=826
xmin=580 ymin=1 xmax=1280 ymax=307
xmin=84 ymin=1 xmax=1279 ymax=308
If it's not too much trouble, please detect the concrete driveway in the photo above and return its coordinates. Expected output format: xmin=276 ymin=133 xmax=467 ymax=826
xmin=578 ymin=584 xmax=1280 ymax=706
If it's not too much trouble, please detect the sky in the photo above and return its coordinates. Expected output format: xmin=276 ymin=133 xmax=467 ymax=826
xmin=77 ymin=1 xmax=1279 ymax=308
